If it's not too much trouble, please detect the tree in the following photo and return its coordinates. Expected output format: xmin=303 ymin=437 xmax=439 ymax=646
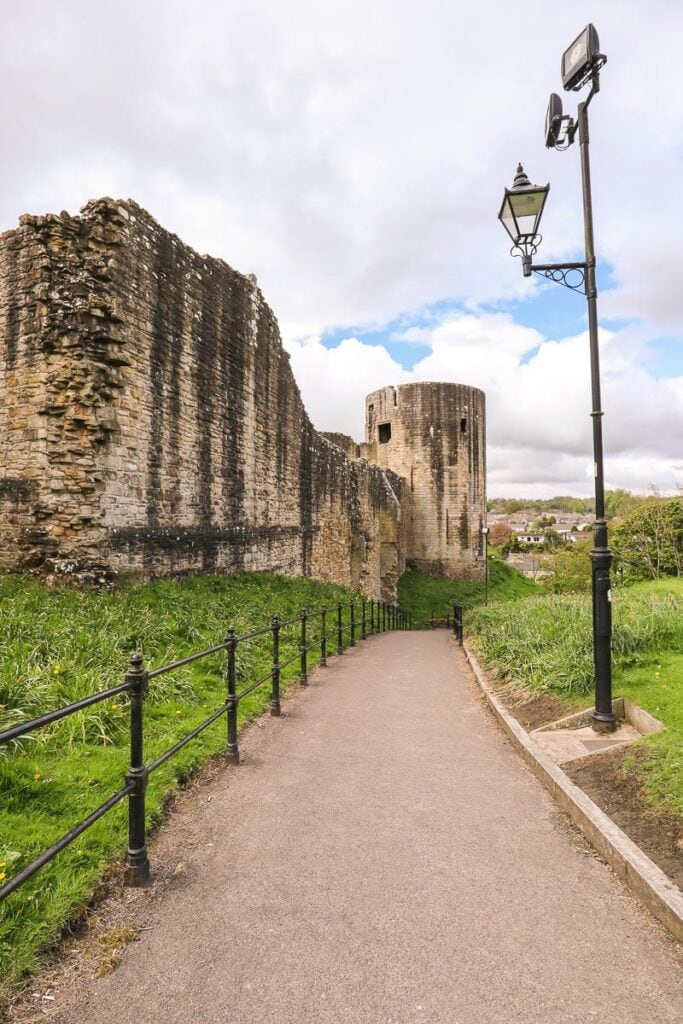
xmin=542 ymin=528 xmax=563 ymax=550
xmin=540 ymin=540 xmax=592 ymax=593
xmin=605 ymin=488 xmax=637 ymax=519
xmin=489 ymin=523 xmax=512 ymax=547
xmin=612 ymin=498 xmax=683 ymax=580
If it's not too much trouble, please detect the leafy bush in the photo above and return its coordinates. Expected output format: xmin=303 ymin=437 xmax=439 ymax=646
xmin=612 ymin=498 xmax=683 ymax=581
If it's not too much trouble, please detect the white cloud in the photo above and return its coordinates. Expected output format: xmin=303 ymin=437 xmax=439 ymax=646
xmin=284 ymin=335 xmax=407 ymax=437
xmin=2 ymin=1 xmax=682 ymax=493
xmin=286 ymin=312 xmax=683 ymax=496
xmin=4 ymin=1 xmax=683 ymax=336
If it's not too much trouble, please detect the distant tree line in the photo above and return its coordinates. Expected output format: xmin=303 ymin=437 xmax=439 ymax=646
xmin=487 ymin=488 xmax=677 ymax=519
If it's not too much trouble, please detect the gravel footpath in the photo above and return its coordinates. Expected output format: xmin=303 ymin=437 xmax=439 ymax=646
xmin=41 ymin=632 xmax=682 ymax=1023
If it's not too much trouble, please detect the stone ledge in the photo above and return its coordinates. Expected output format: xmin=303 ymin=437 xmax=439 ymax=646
xmin=461 ymin=641 xmax=683 ymax=944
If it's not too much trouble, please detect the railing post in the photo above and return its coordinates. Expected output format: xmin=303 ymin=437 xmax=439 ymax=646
xmin=300 ymin=608 xmax=308 ymax=686
xmin=370 ymin=599 xmax=375 ymax=635
xmin=337 ymin=602 xmax=344 ymax=654
xmin=362 ymin=599 xmax=367 ymax=640
xmin=124 ymin=652 xmax=150 ymax=887
xmin=226 ymin=626 xmax=239 ymax=764
xmin=350 ymin=600 xmax=356 ymax=647
xmin=454 ymin=603 xmax=463 ymax=645
xmin=321 ymin=607 xmax=327 ymax=667
xmin=271 ymin=615 xmax=281 ymax=716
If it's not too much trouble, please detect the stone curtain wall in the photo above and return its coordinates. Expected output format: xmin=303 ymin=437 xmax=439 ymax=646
xmin=364 ymin=383 xmax=486 ymax=578
xmin=0 ymin=199 xmax=404 ymax=599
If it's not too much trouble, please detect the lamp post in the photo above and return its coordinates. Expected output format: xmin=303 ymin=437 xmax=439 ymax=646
xmin=482 ymin=526 xmax=489 ymax=604
xmin=498 ymin=24 xmax=616 ymax=734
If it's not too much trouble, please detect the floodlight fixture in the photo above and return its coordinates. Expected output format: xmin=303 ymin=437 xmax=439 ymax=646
xmin=545 ymin=92 xmax=576 ymax=150
xmin=561 ymin=23 xmax=606 ymax=92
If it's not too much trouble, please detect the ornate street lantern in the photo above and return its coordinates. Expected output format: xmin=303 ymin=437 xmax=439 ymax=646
xmin=497 ymin=164 xmax=549 ymax=258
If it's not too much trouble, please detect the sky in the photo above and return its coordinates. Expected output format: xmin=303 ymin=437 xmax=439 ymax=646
xmin=1 ymin=0 xmax=682 ymax=497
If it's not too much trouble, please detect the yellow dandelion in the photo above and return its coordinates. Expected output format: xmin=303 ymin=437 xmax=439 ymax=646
xmin=0 ymin=872 xmax=6 ymax=882
xmin=53 ymin=663 xmax=61 ymax=674
xmin=34 ymin=772 xmax=41 ymax=781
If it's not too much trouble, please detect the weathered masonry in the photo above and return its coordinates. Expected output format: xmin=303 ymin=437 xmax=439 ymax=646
xmin=363 ymin=384 xmax=486 ymax=578
xmin=0 ymin=198 xmax=485 ymax=596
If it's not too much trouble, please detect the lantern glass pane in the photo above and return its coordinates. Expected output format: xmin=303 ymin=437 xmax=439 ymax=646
xmin=509 ymin=190 xmax=546 ymax=237
xmin=499 ymin=195 xmax=518 ymax=242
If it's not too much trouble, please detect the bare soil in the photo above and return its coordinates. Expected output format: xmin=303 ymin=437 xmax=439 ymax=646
xmin=496 ymin=687 xmax=584 ymax=731
xmin=499 ymin=688 xmax=683 ymax=890
xmin=566 ymin=746 xmax=683 ymax=890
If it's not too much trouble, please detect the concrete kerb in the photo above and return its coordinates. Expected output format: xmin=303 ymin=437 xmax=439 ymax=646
xmin=461 ymin=641 xmax=683 ymax=944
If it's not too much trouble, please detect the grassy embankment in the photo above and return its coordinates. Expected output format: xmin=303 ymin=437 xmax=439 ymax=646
xmin=398 ymin=558 xmax=538 ymax=628
xmin=465 ymin=578 xmax=683 ymax=814
xmin=0 ymin=572 xmax=359 ymax=985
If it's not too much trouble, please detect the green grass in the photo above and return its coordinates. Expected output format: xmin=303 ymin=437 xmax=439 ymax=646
xmin=465 ymin=578 xmax=683 ymax=814
xmin=0 ymin=572 xmax=360 ymax=986
xmin=398 ymin=558 xmax=538 ymax=629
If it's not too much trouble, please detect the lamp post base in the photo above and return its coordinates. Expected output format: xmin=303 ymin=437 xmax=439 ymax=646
xmin=591 ymin=709 xmax=618 ymax=734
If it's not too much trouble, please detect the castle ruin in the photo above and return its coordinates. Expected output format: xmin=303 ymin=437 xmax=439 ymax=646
xmin=0 ymin=199 xmax=485 ymax=598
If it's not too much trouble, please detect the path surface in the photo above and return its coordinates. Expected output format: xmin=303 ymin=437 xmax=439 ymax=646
xmin=47 ymin=633 xmax=682 ymax=1023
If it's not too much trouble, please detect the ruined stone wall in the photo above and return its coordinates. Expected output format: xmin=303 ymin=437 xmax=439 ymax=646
xmin=0 ymin=199 xmax=404 ymax=599
xmin=364 ymin=383 xmax=486 ymax=578
xmin=320 ymin=432 xmax=361 ymax=460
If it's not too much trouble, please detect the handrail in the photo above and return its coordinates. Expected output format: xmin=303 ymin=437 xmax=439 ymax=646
xmin=0 ymin=597 xmax=411 ymax=901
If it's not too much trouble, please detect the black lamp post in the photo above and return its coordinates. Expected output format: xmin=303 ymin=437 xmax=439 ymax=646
xmin=498 ymin=24 xmax=616 ymax=734
xmin=482 ymin=526 xmax=489 ymax=605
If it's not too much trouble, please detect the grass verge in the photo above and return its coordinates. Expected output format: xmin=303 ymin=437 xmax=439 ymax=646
xmin=465 ymin=578 xmax=683 ymax=815
xmin=0 ymin=571 xmax=358 ymax=986
xmin=398 ymin=559 xmax=538 ymax=629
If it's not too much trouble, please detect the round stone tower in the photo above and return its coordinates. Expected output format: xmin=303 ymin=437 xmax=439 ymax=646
xmin=364 ymin=382 xmax=486 ymax=578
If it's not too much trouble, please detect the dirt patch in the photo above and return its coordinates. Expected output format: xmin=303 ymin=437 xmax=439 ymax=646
xmin=497 ymin=687 xmax=683 ymax=891
xmin=497 ymin=688 xmax=583 ymax=731
xmin=565 ymin=745 xmax=683 ymax=890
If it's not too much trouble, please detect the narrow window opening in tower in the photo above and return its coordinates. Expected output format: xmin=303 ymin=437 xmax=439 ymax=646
xmin=446 ymin=509 xmax=449 ymax=542
xmin=378 ymin=423 xmax=391 ymax=444
xmin=410 ymin=466 xmax=414 ymax=491
xmin=392 ymin=388 xmax=398 ymax=407
xmin=460 ymin=417 xmax=467 ymax=434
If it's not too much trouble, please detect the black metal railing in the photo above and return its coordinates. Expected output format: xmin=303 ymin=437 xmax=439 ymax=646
xmin=421 ymin=603 xmax=464 ymax=643
xmin=411 ymin=606 xmax=464 ymax=638
xmin=0 ymin=598 xmax=410 ymax=901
